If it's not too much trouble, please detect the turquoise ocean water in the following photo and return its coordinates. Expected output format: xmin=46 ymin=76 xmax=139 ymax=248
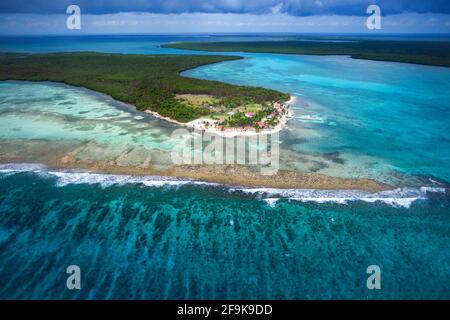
xmin=0 ymin=35 xmax=449 ymax=299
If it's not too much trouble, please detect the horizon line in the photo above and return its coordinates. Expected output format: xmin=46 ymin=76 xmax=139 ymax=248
xmin=1 ymin=32 xmax=450 ymax=37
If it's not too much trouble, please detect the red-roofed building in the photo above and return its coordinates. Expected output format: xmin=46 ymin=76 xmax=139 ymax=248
xmin=257 ymin=121 xmax=266 ymax=128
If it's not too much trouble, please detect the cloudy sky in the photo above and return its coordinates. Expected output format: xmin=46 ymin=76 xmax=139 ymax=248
xmin=1 ymin=0 xmax=449 ymax=34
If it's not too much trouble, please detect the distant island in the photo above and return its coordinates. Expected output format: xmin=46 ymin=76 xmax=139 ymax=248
xmin=163 ymin=39 xmax=450 ymax=68
xmin=0 ymin=52 xmax=290 ymax=133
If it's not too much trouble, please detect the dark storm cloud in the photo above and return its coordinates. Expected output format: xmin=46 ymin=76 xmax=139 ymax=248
xmin=0 ymin=0 xmax=449 ymax=16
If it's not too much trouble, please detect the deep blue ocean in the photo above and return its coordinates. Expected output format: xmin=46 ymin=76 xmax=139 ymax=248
xmin=0 ymin=35 xmax=449 ymax=299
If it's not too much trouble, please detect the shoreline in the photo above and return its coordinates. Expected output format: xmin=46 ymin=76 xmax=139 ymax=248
xmin=4 ymin=80 xmax=294 ymax=138
xmin=145 ymin=95 xmax=296 ymax=137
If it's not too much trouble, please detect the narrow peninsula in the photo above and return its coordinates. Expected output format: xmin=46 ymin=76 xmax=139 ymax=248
xmin=163 ymin=39 xmax=450 ymax=68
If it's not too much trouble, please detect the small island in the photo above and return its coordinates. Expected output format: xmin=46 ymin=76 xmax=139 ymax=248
xmin=0 ymin=52 xmax=291 ymax=134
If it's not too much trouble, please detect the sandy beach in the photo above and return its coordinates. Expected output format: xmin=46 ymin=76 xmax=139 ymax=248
xmin=145 ymin=95 xmax=296 ymax=137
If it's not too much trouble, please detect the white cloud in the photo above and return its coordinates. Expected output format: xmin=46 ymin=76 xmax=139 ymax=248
xmin=1 ymin=12 xmax=450 ymax=35
xmin=270 ymin=3 xmax=283 ymax=15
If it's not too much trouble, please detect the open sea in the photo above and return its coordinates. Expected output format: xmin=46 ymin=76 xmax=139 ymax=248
xmin=0 ymin=35 xmax=449 ymax=299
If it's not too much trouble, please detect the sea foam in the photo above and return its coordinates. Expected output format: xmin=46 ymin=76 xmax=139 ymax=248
xmin=0 ymin=163 xmax=447 ymax=207
xmin=230 ymin=186 xmax=447 ymax=208
xmin=0 ymin=163 xmax=199 ymax=188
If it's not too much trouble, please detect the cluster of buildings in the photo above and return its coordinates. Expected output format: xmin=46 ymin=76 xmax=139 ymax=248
xmin=213 ymin=101 xmax=289 ymax=131
xmin=254 ymin=102 xmax=289 ymax=129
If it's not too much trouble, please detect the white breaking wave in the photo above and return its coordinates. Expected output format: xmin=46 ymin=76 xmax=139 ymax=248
xmin=230 ymin=186 xmax=447 ymax=208
xmin=0 ymin=163 xmax=214 ymax=188
xmin=0 ymin=163 xmax=48 ymax=173
xmin=0 ymin=163 xmax=447 ymax=207
xmin=263 ymin=198 xmax=280 ymax=207
xmin=48 ymin=171 xmax=184 ymax=188
xmin=295 ymin=114 xmax=326 ymax=123
xmin=288 ymin=196 xmax=419 ymax=208
xmin=48 ymin=172 xmax=222 ymax=188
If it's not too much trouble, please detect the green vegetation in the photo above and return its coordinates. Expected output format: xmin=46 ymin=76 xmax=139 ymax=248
xmin=226 ymin=104 xmax=278 ymax=128
xmin=163 ymin=40 xmax=450 ymax=68
xmin=0 ymin=52 xmax=289 ymax=122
